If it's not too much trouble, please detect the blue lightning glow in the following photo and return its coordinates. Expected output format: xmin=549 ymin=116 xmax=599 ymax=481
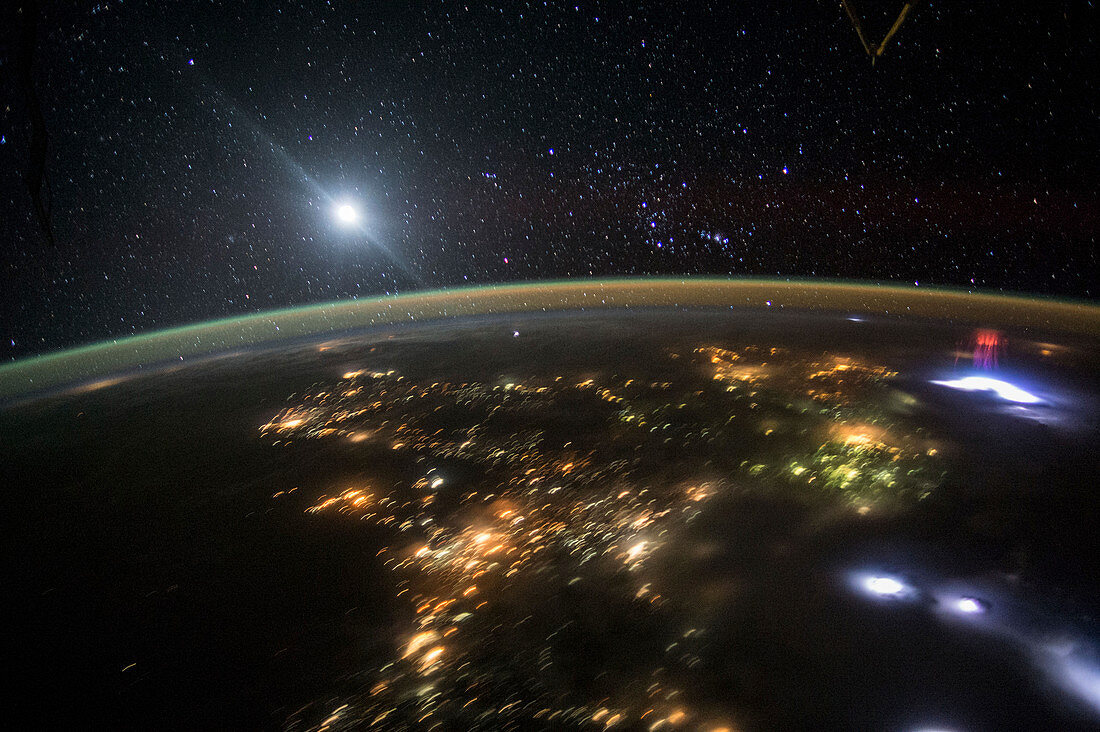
xmin=930 ymin=376 xmax=1042 ymax=404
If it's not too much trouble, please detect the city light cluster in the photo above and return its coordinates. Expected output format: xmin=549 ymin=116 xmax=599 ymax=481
xmin=268 ymin=342 xmax=946 ymax=729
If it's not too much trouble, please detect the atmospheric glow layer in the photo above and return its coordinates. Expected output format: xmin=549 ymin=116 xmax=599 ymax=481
xmin=3 ymin=278 xmax=1097 ymax=401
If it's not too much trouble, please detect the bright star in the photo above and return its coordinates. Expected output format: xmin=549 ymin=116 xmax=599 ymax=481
xmin=335 ymin=203 xmax=360 ymax=225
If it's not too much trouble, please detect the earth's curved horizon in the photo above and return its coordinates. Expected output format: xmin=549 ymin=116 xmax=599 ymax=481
xmin=5 ymin=290 xmax=1100 ymax=729
xmin=3 ymin=277 xmax=1099 ymax=400
xmin=5 ymin=2 xmax=1097 ymax=727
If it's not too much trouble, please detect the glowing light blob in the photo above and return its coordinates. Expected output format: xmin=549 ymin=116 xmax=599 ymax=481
xmin=955 ymin=597 xmax=986 ymax=614
xmin=849 ymin=571 xmax=917 ymax=601
xmin=930 ymin=376 xmax=1042 ymax=404
xmin=865 ymin=575 xmax=908 ymax=597
xmin=335 ymin=203 xmax=360 ymax=224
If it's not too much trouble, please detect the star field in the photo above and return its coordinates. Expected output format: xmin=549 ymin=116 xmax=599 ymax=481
xmin=1 ymin=1 xmax=1096 ymax=359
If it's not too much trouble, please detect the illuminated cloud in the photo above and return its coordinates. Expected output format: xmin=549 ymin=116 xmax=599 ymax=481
xmin=955 ymin=597 xmax=987 ymax=614
xmin=930 ymin=376 xmax=1042 ymax=404
xmin=851 ymin=572 xmax=916 ymax=600
xmin=865 ymin=576 xmax=907 ymax=596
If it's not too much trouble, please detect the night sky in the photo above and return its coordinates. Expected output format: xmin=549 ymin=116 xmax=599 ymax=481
xmin=2 ymin=1 xmax=1097 ymax=360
